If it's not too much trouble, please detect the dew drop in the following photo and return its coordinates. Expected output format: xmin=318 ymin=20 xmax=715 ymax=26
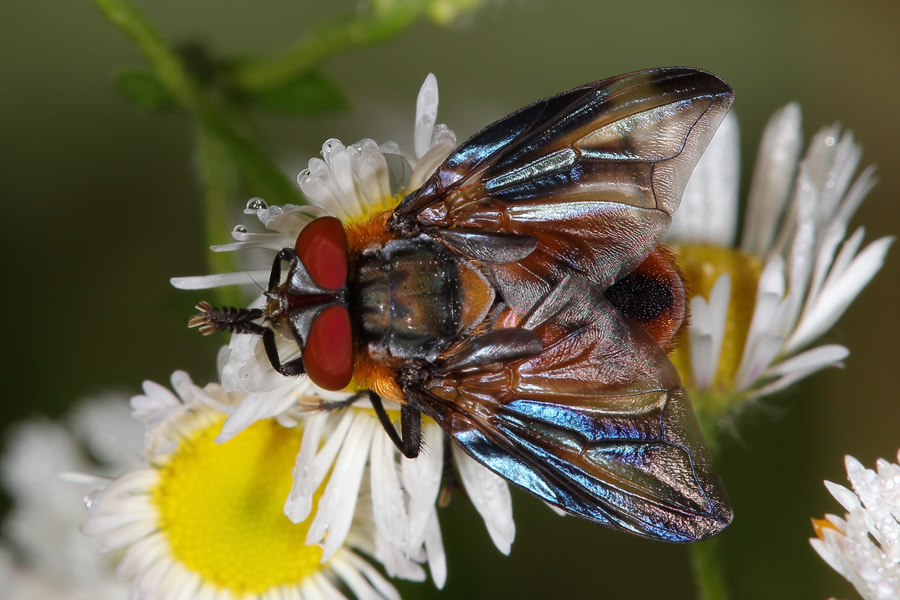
xmin=84 ymin=490 xmax=100 ymax=509
xmin=246 ymin=197 xmax=268 ymax=211
xmin=233 ymin=224 xmax=248 ymax=234
xmin=825 ymin=136 xmax=836 ymax=146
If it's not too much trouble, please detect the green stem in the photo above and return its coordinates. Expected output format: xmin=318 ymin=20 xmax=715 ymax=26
xmin=690 ymin=536 xmax=730 ymax=600
xmin=231 ymin=8 xmax=421 ymax=92
xmin=689 ymin=415 xmax=730 ymax=600
xmin=94 ymin=0 xmax=303 ymax=207
xmin=194 ymin=127 xmax=241 ymax=308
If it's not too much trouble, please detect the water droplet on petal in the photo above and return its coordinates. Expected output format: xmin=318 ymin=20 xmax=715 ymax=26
xmin=246 ymin=197 xmax=268 ymax=211
xmin=233 ymin=224 xmax=248 ymax=234
xmin=84 ymin=490 xmax=100 ymax=509
xmin=825 ymin=136 xmax=836 ymax=146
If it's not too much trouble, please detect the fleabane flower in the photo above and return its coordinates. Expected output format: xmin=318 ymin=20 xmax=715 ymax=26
xmin=0 ymin=395 xmax=141 ymax=599
xmin=810 ymin=452 xmax=900 ymax=600
xmin=667 ymin=105 xmax=891 ymax=415
xmin=171 ymin=72 xmax=457 ymax=427
xmin=81 ymin=371 xmax=401 ymax=600
xmin=170 ymin=73 xmax=516 ymax=577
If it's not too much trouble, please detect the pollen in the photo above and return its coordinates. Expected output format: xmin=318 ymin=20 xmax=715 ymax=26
xmin=811 ymin=517 xmax=838 ymax=540
xmin=344 ymin=192 xmax=405 ymax=228
xmin=669 ymin=244 xmax=762 ymax=406
xmin=152 ymin=417 xmax=322 ymax=595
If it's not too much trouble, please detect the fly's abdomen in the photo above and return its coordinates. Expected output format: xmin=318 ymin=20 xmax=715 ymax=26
xmin=352 ymin=237 xmax=462 ymax=362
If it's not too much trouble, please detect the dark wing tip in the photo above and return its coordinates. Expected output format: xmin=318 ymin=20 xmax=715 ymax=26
xmin=632 ymin=66 xmax=734 ymax=101
xmin=684 ymin=481 xmax=734 ymax=541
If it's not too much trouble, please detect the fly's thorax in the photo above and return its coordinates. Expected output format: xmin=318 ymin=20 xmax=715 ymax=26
xmin=350 ymin=236 xmax=495 ymax=365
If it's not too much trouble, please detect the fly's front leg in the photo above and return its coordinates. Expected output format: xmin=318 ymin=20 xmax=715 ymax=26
xmin=261 ymin=247 xmax=306 ymax=376
xmin=268 ymin=247 xmax=296 ymax=290
xmin=262 ymin=328 xmax=306 ymax=377
xmin=307 ymin=389 xmax=376 ymax=413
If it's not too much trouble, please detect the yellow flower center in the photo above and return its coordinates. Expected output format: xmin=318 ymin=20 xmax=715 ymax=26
xmin=669 ymin=244 xmax=762 ymax=415
xmin=152 ymin=417 xmax=322 ymax=595
xmin=344 ymin=192 xmax=405 ymax=228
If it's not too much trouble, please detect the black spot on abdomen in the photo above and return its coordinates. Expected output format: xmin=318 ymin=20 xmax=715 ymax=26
xmin=605 ymin=273 xmax=674 ymax=324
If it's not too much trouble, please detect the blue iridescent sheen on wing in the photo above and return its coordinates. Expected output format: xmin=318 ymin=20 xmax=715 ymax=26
xmin=421 ymin=277 xmax=732 ymax=541
xmin=393 ymin=67 xmax=734 ymax=314
xmin=392 ymin=68 xmax=735 ymax=542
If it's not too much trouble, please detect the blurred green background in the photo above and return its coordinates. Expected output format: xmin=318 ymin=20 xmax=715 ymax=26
xmin=2 ymin=1 xmax=898 ymax=598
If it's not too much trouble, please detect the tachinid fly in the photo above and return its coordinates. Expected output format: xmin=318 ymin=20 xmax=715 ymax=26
xmin=192 ymin=67 xmax=735 ymax=542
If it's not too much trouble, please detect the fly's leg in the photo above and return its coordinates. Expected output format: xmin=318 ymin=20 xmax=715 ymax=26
xmin=262 ymin=328 xmax=306 ymax=376
xmin=367 ymin=390 xmax=422 ymax=459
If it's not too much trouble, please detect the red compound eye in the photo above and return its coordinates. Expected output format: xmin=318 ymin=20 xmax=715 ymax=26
xmin=295 ymin=216 xmax=348 ymax=290
xmin=304 ymin=305 xmax=353 ymax=391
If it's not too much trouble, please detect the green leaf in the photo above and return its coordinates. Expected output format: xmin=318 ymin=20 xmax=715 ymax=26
xmin=113 ymin=68 xmax=175 ymax=111
xmin=250 ymin=70 xmax=349 ymax=114
xmin=95 ymin=0 xmax=303 ymax=206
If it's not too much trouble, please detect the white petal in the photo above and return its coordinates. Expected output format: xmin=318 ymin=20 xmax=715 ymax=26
xmin=781 ymin=164 xmax=818 ymax=328
xmin=309 ymin=409 xmax=356 ymax=488
xmin=786 ymin=235 xmax=892 ymax=352
xmin=408 ymin=134 xmax=455 ymax=190
xmin=131 ymin=380 xmax=180 ymax=418
xmin=423 ymin=509 xmax=447 ymax=589
xmin=211 ymin=232 xmax=293 ymax=252
xmin=335 ymin=551 xmax=401 ymax=600
xmin=805 ymin=127 xmax=861 ymax=220
xmin=356 ymin=147 xmax=392 ymax=207
xmin=825 ymin=480 xmax=861 ymax=513
xmin=451 ymin=444 xmax=515 ymax=554
xmin=286 ymin=409 xmax=355 ymax=522
xmin=401 ymin=422 xmax=444 ymax=550
xmin=369 ymin=428 xmax=408 ymax=548
xmin=415 ymin=74 xmax=440 ymax=159
xmin=750 ymin=345 xmax=848 ymax=398
xmin=803 ymin=166 xmax=878 ymax=317
xmin=688 ymin=273 xmax=731 ymax=390
xmin=829 ymin=165 xmax=878 ymax=238
xmin=809 ymin=536 xmax=846 ymax=579
xmin=331 ymin=553 xmax=391 ymax=600
xmin=216 ymin=388 xmax=297 ymax=442
xmin=372 ymin=528 xmax=426 ymax=582
xmin=284 ymin=411 xmax=328 ymax=523
xmin=735 ymin=257 xmax=787 ymax=389
xmin=246 ymin=201 xmax=323 ymax=235
xmin=741 ymin=103 xmax=803 ymax=256
xmin=327 ymin=141 xmax=363 ymax=214
xmin=169 ymin=271 xmax=269 ymax=290
xmin=308 ymin=412 xmax=376 ymax=560
xmin=218 ymin=331 xmax=289 ymax=394
xmin=669 ymin=111 xmax=740 ymax=245
xmin=766 ymin=344 xmax=849 ymax=378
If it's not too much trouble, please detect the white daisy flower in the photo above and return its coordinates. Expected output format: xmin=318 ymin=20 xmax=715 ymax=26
xmin=170 ymin=73 xmax=516 ymax=578
xmin=82 ymin=371 xmax=403 ymax=600
xmin=171 ymin=72 xmax=457 ymax=426
xmin=667 ymin=105 xmax=891 ymax=413
xmin=811 ymin=452 xmax=900 ymax=600
xmin=0 ymin=395 xmax=141 ymax=599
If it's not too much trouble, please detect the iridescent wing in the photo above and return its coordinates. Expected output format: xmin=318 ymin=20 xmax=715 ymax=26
xmin=391 ymin=67 xmax=734 ymax=314
xmin=416 ymin=277 xmax=732 ymax=541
